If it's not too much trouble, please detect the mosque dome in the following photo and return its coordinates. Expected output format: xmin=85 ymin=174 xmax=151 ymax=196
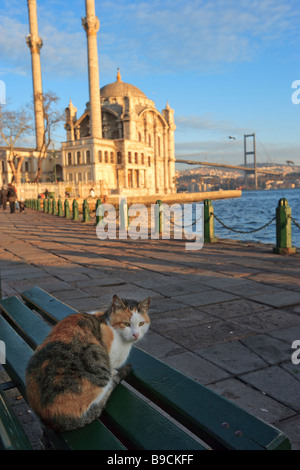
xmin=100 ymin=69 xmax=147 ymax=100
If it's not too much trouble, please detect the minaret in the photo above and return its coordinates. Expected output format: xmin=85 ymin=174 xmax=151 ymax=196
xmin=82 ymin=0 xmax=102 ymax=139
xmin=26 ymin=0 xmax=45 ymax=151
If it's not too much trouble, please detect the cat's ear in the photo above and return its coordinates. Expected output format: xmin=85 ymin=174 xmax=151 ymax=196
xmin=112 ymin=294 xmax=126 ymax=310
xmin=138 ymin=297 xmax=151 ymax=312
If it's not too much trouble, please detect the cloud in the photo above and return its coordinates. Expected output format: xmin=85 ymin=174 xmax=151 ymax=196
xmin=1 ymin=1 xmax=300 ymax=78
xmin=175 ymin=114 xmax=249 ymax=136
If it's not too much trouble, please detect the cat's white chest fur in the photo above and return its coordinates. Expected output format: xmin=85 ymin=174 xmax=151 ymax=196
xmin=109 ymin=330 xmax=132 ymax=370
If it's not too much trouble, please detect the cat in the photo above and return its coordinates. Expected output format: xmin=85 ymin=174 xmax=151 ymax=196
xmin=25 ymin=294 xmax=151 ymax=432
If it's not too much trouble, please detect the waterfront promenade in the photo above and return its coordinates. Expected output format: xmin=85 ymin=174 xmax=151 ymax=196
xmin=0 ymin=208 xmax=300 ymax=449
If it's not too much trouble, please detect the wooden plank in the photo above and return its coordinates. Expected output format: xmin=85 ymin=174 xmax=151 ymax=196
xmin=21 ymin=286 xmax=78 ymax=324
xmin=0 ymin=390 xmax=32 ymax=450
xmin=103 ymin=384 xmax=206 ymax=450
xmin=0 ymin=296 xmax=50 ymax=349
xmin=128 ymin=347 xmax=291 ymax=450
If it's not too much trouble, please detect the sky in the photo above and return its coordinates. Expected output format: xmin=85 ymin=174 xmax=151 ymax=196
xmin=1 ymin=0 xmax=300 ymax=170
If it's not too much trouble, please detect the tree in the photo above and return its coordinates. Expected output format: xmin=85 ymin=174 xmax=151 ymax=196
xmin=34 ymin=91 xmax=64 ymax=183
xmin=0 ymin=105 xmax=33 ymax=183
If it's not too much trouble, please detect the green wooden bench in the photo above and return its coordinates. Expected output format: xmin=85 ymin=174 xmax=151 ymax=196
xmin=0 ymin=286 xmax=291 ymax=450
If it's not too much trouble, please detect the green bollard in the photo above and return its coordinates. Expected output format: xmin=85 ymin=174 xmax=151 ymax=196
xmin=72 ymin=199 xmax=79 ymax=221
xmin=64 ymin=199 xmax=71 ymax=218
xmin=43 ymin=198 xmax=48 ymax=213
xmin=273 ymin=198 xmax=296 ymax=254
xmin=37 ymin=198 xmax=41 ymax=211
xmin=82 ymin=199 xmax=90 ymax=223
xmin=57 ymin=198 xmax=63 ymax=216
xmin=204 ymin=199 xmax=217 ymax=243
xmin=95 ymin=199 xmax=103 ymax=226
xmin=155 ymin=200 xmax=164 ymax=235
xmin=48 ymin=198 xmax=52 ymax=214
xmin=52 ymin=198 xmax=57 ymax=215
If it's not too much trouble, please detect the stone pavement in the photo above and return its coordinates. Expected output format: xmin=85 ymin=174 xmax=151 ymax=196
xmin=0 ymin=208 xmax=300 ymax=449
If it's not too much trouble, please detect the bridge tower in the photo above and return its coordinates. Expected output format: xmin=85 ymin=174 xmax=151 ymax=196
xmin=244 ymin=133 xmax=257 ymax=189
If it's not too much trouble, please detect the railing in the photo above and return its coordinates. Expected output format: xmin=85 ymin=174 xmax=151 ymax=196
xmin=25 ymin=197 xmax=299 ymax=254
xmin=204 ymin=198 xmax=298 ymax=255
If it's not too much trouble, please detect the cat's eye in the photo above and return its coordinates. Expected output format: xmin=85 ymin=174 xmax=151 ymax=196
xmin=123 ymin=322 xmax=130 ymax=327
xmin=139 ymin=321 xmax=145 ymax=326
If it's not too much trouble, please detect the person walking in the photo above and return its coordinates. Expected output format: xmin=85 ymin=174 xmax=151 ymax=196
xmin=0 ymin=187 xmax=7 ymax=210
xmin=7 ymin=184 xmax=17 ymax=214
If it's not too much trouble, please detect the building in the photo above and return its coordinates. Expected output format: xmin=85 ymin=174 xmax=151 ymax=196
xmin=0 ymin=147 xmax=61 ymax=187
xmin=62 ymin=69 xmax=176 ymax=195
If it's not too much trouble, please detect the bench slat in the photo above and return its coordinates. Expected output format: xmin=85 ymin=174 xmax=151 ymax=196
xmin=128 ymin=347 xmax=291 ymax=450
xmin=103 ymin=384 xmax=206 ymax=450
xmin=0 ymin=297 xmax=50 ymax=349
xmin=21 ymin=286 xmax=78 ymax=324
xmin=0 ymin=390 xmax=32 ymax=450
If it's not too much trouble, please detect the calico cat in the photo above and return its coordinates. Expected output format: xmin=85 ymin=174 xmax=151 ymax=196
xmin=25 ymin=294 xmax=151 ymax=432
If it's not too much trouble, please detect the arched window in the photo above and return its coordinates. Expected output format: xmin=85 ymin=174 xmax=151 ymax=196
xmin=141 ymin=153 xmax=145 ymax=165
xmin=77 ymin=152 xmax=81 ymax=165
xmin=157 ymin=136 xmax=161 ymax=156
xmin=148 ymin=156 xmax=151 ymax=167
xmin=117 ymin=152 xmax=122 ymax=164
xmin=98 ymin=150 xmax=102 ymax=162
xmin=105 ymin=151 xmax=108 ymax=163
xmin=138 ymin=132 xmax=142 ymax=142
xmin=86 ymin=150 xmax=91 ymax=164
xmin=78 ymin=172 xmax=82 ymax=182
xmin=110 ymin=152 xmax=114 ymax=163
xmin=135 ymin=153 xmax=138 ymax=164
xmin=68 ymin=153 xmax=72 ymax=165
xmin=128 ymin=152 xmax=132 ymax=164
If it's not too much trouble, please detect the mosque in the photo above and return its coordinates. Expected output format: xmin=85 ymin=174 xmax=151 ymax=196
xmin=1 ymin=0 xmax=177 ymax=196
xmin=62 ymin=0 xmax=176 ymax=195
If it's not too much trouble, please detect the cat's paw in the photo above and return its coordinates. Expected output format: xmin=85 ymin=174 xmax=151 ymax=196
xmin=118 ymin=363 xmax=132 ymax=379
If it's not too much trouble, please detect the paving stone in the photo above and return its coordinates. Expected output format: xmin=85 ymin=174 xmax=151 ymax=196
xmin=150 ymin=307 xmax=216 ymax=331
xmin=148 ymin=280 xmax=211 ymax=297
xmin=269 ymin=325 xmax=300 ymax=343
xmin=241 ymin=366 xmax=300 ymax=412
xmin=161 ymin=351 xmax=230 ymax=385
xmin=195 ymin=341 xmax=267 ymax=374
xmin=173 ymin=290 xmax=239 ymax=307
xmin=200 ymin=298 xmax=270 ymax=319
xmin=163 ymin=320 xmax=253 ymax=349
xmin=136 ymin=330 xmax=185 ymax=359
xmin=276 ymin=415 xmax=300 ymax=450
xmin=208 ymin=378 xmax=295 ymax=423
xmin=240 ymin=334 xmax=292 ymax=365
xmin=229 ymin=309 xmax=300 ymax=333
xmin=250 ymin=290 xmax=300 ymax=308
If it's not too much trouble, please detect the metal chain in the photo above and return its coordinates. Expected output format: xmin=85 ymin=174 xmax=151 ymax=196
xmin=289 ymin=215 xmax=300 ymax=230
xmin=212 ymin=213 xmax=276 ymax=234
xmin=164 ymin=212 xmax=203 ymax=228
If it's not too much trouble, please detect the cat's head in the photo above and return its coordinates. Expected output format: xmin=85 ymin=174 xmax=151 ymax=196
xmin=108 ymin=295 xmax=151 ymax=343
